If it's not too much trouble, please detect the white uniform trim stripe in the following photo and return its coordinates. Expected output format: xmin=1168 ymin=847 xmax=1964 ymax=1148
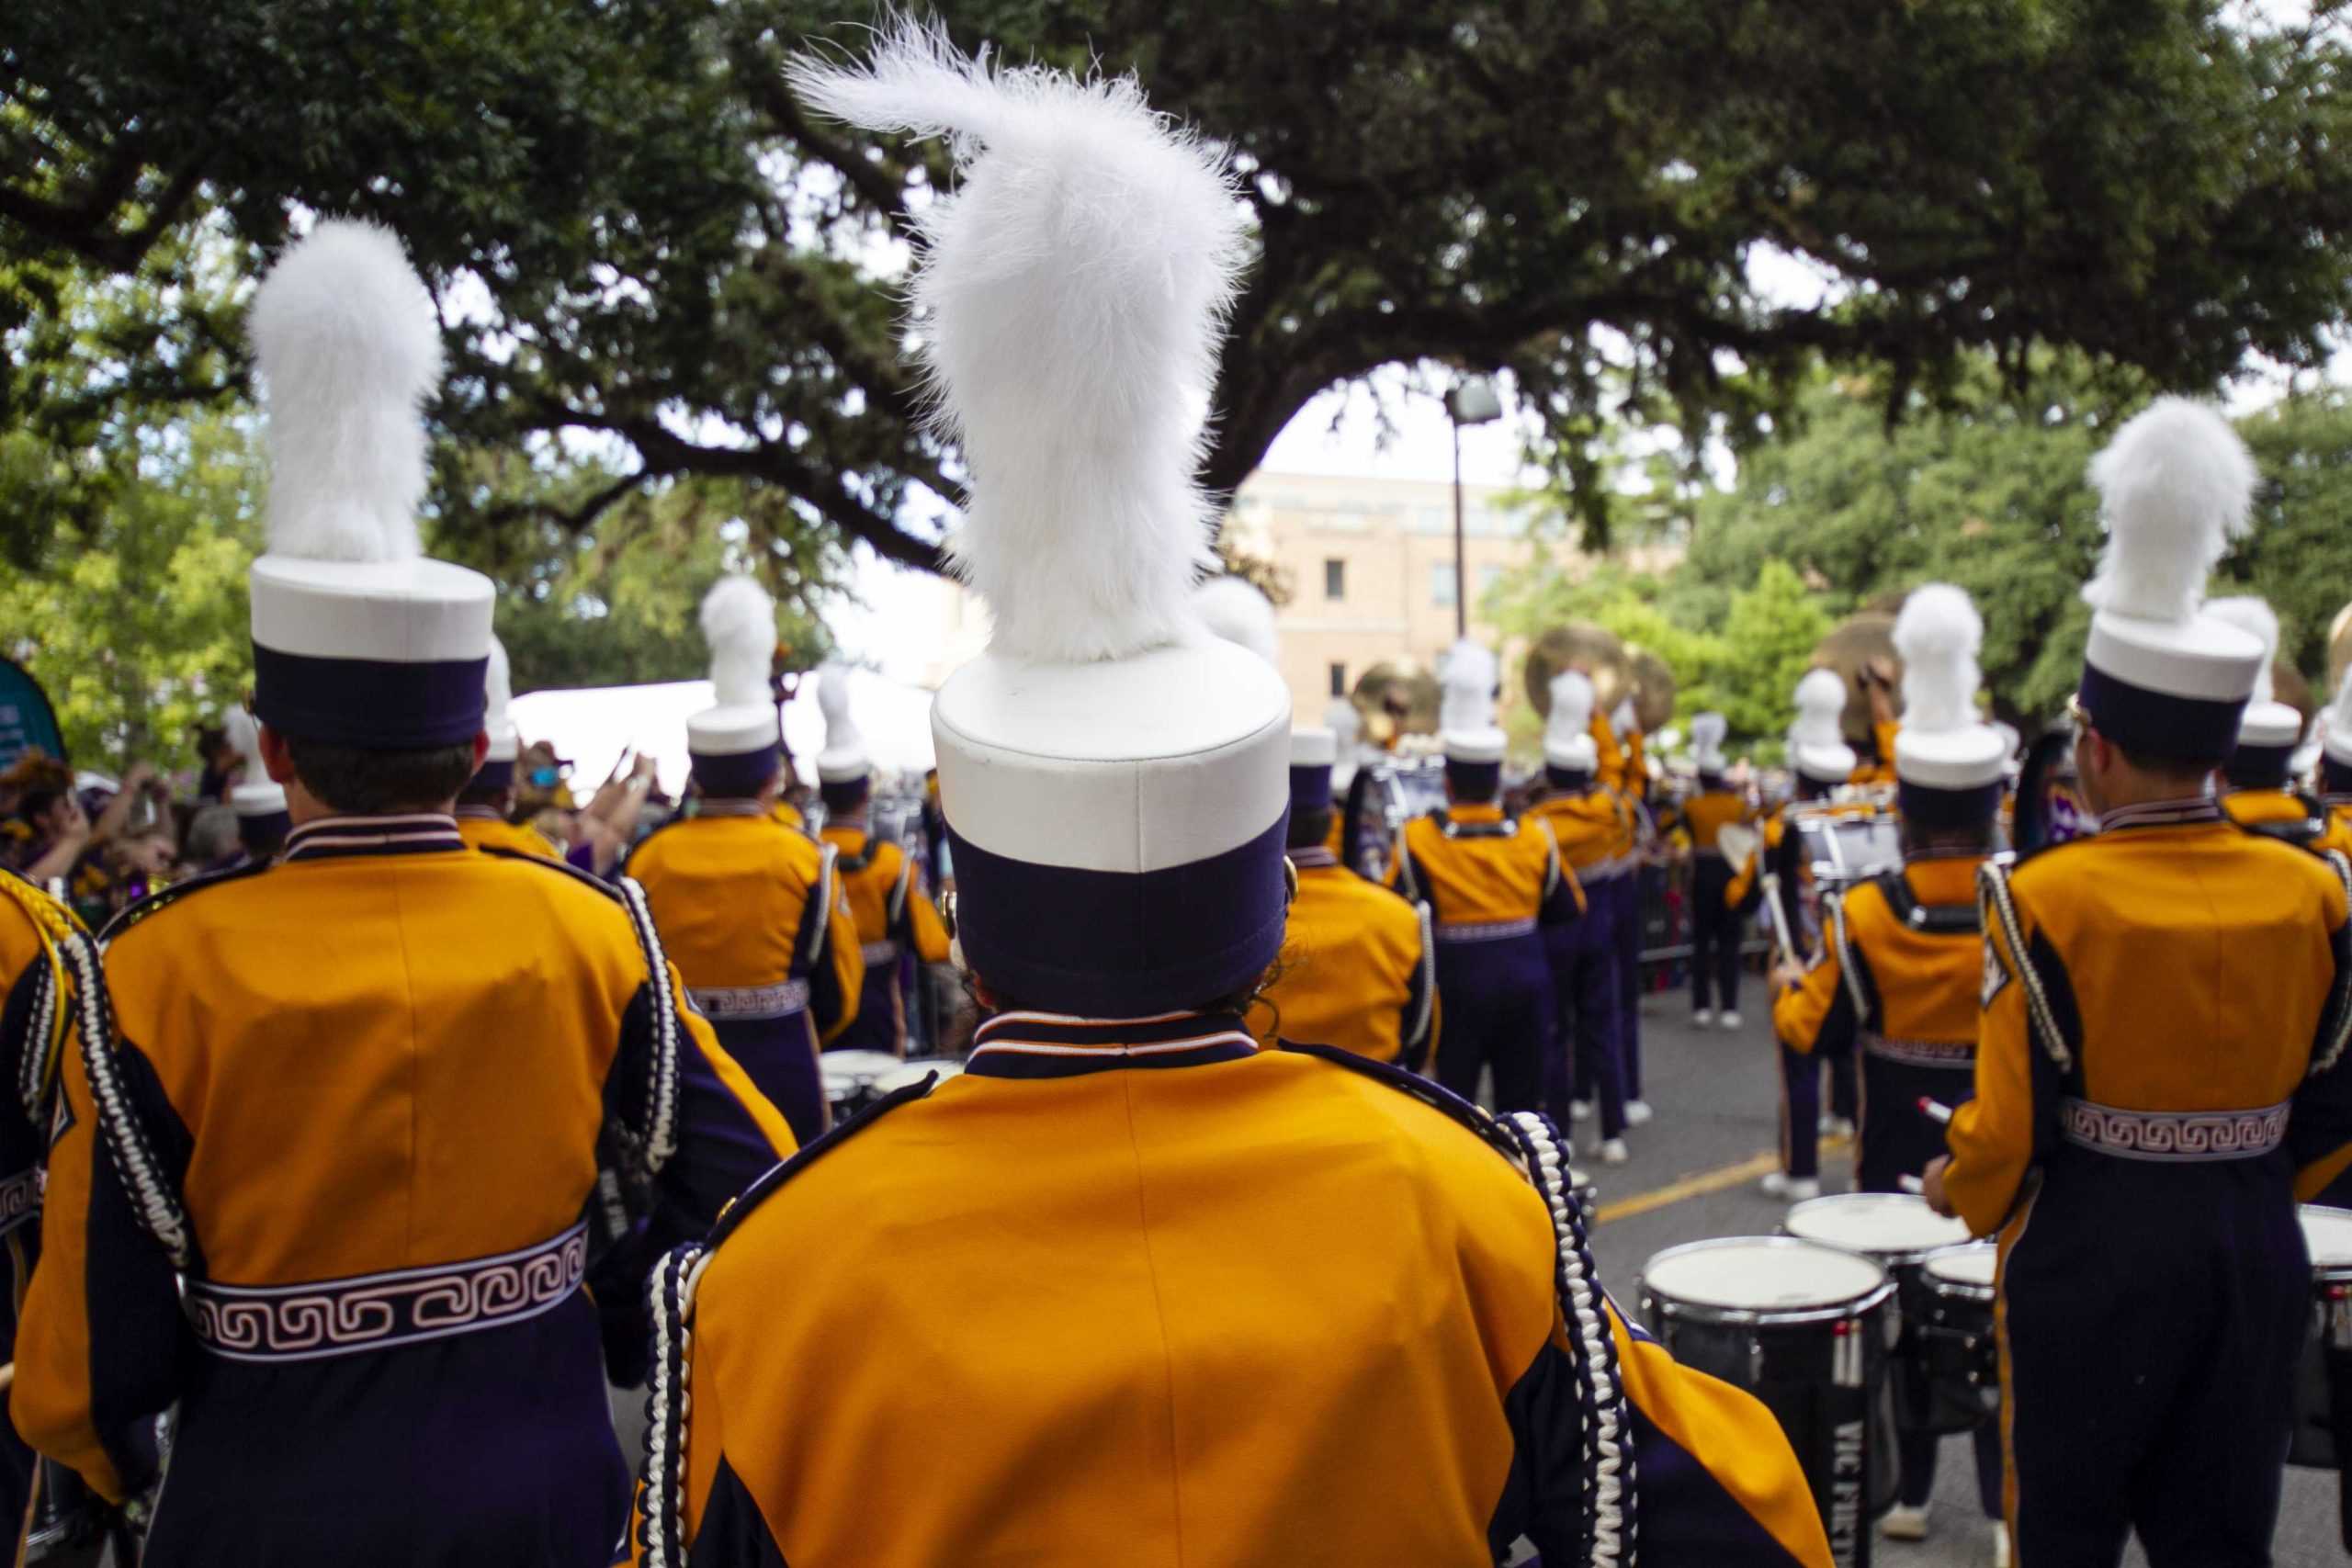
xmin=968 ymin=1031 xmax=1258 ymax=1060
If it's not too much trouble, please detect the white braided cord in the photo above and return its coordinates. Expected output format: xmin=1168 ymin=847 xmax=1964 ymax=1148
xmin=615 ymin=875 xmax=682 ymax=1171
xmin=1405 ymin=902 xmax=1437 ymax=1051
xmin=64 ymin=926 xmax=190 ymax=1268
xmin=887 ymin=848 xmax=914 ymax=929
xmin=1504 ymin=1110 xmax=1634 ymax=1568
xmin=21 ymin=962 xmax=54 ymax=1125
xmin=1827 ymin=892 xmax=1871 ymax=1026
xmin=1977 ymin=863 xmax=2071 ymax=1073
xmin=808 ymin=843 xmax=841 ymax=965
xmin=639 ymin=1241 xmax=715 ymax=1568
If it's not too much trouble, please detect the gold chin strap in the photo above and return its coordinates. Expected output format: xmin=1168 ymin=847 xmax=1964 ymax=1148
xmin=1282 ymin=856 xmax=1300 ymax=906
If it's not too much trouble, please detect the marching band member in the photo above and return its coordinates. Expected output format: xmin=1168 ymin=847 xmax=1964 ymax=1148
xmin=628 ymin=580 xmax=863 ymax=1141
xmin=1256 ymin=727 xmax=1438 ymax=1066
xmin=1597 ymin=695 xmax=1654 ymax=1113
xmin=0 ymin=869 xmax=91 ymax=1546
xmin=14 ymin=222 xmax=797 ymax=1566
xmin=455 ymin=634 xmax=562 ymax=861
xmin=1680 ymin=712 xmax=1750 ymax=1030
xmin=1323 ymin=695 xmax=1363 ymax=860
xmin=220 ymin=704 xmax=291 ymax=868
xmin=1771 ymin=585 xmax=2005 ymax=1554
xmin=1525 ymin=671 xmax=1634 ymax=1160
xmin=1391 ymin=639 xmax=1580 ymax=1116
xmin=814 ymin=665 xmax=949 ymax=1057
xmin=2207 ymin=596 xmax=2323 ymax=845
xmin=1927 ymin=400 xmax=2352 ymax=1566
xmin=1746 ymin=669 xmax=1860 ymax=1201
xmin=634 ymin=32 xmax=1829 ymax=1565
xmin=2319 ymin=675 xmax=2352 ymax=857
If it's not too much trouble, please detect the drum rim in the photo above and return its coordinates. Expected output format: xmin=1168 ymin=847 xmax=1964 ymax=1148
xmin=1781 ymin=1191 xmax=1977 ymax=1266
xmin=1918 ymin=1241 xmax=1998 ymax=1295
xmin=1639 ymin=1235 xmax=1897 ymax=1327
xmin=2300 ymin=1202 xmax=2352 ymax=1271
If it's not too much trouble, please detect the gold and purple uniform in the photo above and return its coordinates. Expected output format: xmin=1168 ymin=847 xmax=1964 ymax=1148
xmin=1943 ymin=798 xmax=2352 ymax=1562
xmin=14 ymin=813 xmax=797 ymax=1567
xmin=1679 ymin=786 xmax=1752 ymax=1017
xmin=1524 ymin=786 xmax=1634 ymax=1135
xmin=819 ymin=821 xmax=951 ymax=1057
xmin=1388 ymin=803 xmax=1580 ymax=1114
xmin=628 ymin=803 xmax=863 ymax=1142
xmin=2220 ymin=784 xmax=2324 ymax=848
xmin=632 ymin=1016 xmax=1833 ymax=1568
xmin=2318 ymin=795 xmax=2352 ymax=860
xmin=456 ymin=805 xmax=562 ymax=860
xmin=1255 ymin=844 xmax=1436 ymax=1066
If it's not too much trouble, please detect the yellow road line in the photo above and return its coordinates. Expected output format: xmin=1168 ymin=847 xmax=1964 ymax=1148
xmin=1594 ymin=1135 xmax=1852 ymax=1226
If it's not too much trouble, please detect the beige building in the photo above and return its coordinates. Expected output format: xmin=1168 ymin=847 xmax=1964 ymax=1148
xmin=899 ymin=469 xmax=1671 ymax=729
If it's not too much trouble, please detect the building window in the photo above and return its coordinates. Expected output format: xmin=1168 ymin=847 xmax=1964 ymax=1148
xmin=1329 ymin=662 xmax=1348 ymax=698
xmin=1431 ymin=561 xmax=1458 ymax=608
xmin=1479 ymin=563 xmax=1506 ymax=596
xmin=1324 ymin=558 xmax=1346 ymax=600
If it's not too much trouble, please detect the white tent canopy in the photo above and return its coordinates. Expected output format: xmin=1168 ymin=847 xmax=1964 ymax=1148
xmin=509 ymin=670 xmax=938 ymax=800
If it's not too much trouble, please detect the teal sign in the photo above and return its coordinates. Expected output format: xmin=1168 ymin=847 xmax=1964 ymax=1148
xmin=0 ymin=660 xmax=65 ymax=773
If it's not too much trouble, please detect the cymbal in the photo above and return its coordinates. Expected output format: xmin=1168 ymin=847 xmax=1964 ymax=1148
xmin=1810 ymin=614 xmax=1901 ymax=742
xmin=1351 ymin=660 xmax=1441 ymax=744
xmin=1625 ymin=646 xmax=1677 ymax=732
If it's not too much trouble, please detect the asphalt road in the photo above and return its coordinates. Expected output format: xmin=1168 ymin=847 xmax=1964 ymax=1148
xmin=606 ymin=994 xmax=2345 ymax=1566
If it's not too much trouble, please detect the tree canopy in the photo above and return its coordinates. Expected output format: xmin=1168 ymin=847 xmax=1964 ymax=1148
xmin=8 ymin=0 xmax=2351 ymax=572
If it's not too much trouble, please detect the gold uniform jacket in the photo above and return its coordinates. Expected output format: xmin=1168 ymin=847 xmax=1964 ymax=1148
xmin=1254 ymin=851 xmax=1437 ymax=1066
xmin=2318 ymin=797 xmax=2352 ymax=860
xmin=2220 ymin=786 xmax=2324 ymax=848
xmin=456 ymin=807 xmax=562 ymax=860
xmin=15 ymin=814 xmax=796 ymax=1565
xmin=1676 ymin=789 xmax=1751 ymax=857
xmin=819 ymin=824 xmax=951 ymax=1057
xmin=632 ymin=1019 xmax=1832 ymax=1568
xmin=1944 ymin=800 xmax=2352 ymax=1234
xmin=1387 ymin=803 xmax=1583 ymax=932
xmin=1524 ymin=789 xmax=1635 ymax=888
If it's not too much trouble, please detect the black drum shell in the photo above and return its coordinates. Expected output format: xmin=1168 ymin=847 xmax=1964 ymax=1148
xmin=1907 ymin=1251 xmax=1999 ymax=1437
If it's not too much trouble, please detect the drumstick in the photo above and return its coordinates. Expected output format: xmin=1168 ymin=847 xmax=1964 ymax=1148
xmin=1898 ymin=1174 xmax=1925 ymax=1194
xmin=1917 ymin=1096 xmax=1953 ymax=1124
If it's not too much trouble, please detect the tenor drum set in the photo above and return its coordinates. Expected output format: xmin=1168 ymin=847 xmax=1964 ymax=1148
xmin=1640 ymin=1193 xmax=1989 ymax=1568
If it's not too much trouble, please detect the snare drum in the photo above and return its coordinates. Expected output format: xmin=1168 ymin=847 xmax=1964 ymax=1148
xmin=2291 ymin=1205 xmax=2352 ymax=1469
xmin=1641 ymin=1237 xmax=1899 ymax=1567
xmin=1785 ymin=1193 xmax=1973 ymax=1438
xmin=1915 ymin=1245 xmax=1999 ymax=1435
xmin=820 ymin=1049 xmax=907 ymax=1119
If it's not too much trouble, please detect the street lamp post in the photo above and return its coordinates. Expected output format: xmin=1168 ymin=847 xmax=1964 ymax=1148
xmin=1444 ymin=377 xmax=1503 ymax=640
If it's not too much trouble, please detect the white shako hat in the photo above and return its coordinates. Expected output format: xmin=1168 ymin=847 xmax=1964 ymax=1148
xmin=2076 ymin=398 xmax=2265 ymax=763
xmin=789 ymin=24 xmax=1284 ymax=1017
xmin=1690 ymin=711 xmax=1729 ymax=775
xmin=814 ymin=663 xmax=873 ymax=806
xmin=1439 ymin=637 xmax=1506 ymax=782
xmin=220 ymin=705 xmax=289 ymax=831
xmin=469 ymin=634 xmax=521 ymax=790
xmin=1193 ymin=577 xmax=1281 ymax=666
xmin=1289 ymin=727 xmax=1339 ymax=814
xmin=1788 ymin=668 xmax=1859 ymax=786
xmin=1891 ymin=584 xmax=2007 ymax=820
xmin=687 ymin=577 xmax=782 ymax=795
xmin=246 ymin=220 xmax=493 ymax=751
xmin=1323 ymin=696 xmax=1363 ymax=793
xmin=1544 ymin=671 xmax=1599 ymax=775
xmin=2203 ymin=596 xmax=2305 ymax=760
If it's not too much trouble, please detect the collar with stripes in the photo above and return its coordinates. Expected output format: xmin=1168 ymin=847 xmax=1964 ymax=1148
xmin=455 ymin=806 xmax=502 ymax=822
xmin=695 ymin=799 xmax=768 ymax=818
xmin=1289 ymin=846 xmax=1339 ymax=870
xmin=964 ymin=1009 xmax=1259 ymax=1079
xmin=283 ymin=813 xmax=467 ymax=862
xmin=2097 ymin=797 xmax=2225 ymax=834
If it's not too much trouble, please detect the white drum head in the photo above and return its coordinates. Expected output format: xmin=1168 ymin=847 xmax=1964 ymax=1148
xmin=2302 ymin=1205 xmax=2352 ymax=1268
xmin=1644 ymin=1237 xmax=1885 ymax=1311
xmin=1924 ymin=1246 xmax=1997 ymax=1290
xmin=875 ymin=1058 xmax=965 ymax=1096
xmin=820 ymin=1050 xmax=904 ymax=1091
xmin=1785 ymin=1192 xmax=1973 ymax=1258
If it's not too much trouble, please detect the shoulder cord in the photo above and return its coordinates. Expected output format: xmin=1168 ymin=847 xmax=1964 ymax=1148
xmin=639 ymin=1240 xmax=714 ymax=1568
xmin=1976 ymin=863 xmax=2071 ymax=1074
xmin=614 ymin=875 xmax=683 ymax=1173
xmin=0 ymin=874 xmax=85 ymax=1123
xmin=65 ymin=922 xmax=192 ymax=1269
xmin=1826 ymin=892 xmax=1871 ymax=1027
xmin=2313 ymin=851 xmax=2352 ymax=1077
xmin=1501 ymin=1110 xmax=1634 ymax=1568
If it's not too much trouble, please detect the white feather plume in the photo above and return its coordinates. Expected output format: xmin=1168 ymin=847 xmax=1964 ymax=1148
xmin=787 ymin=20 xmax=1250 ymax=664
xmin=1894 ymin=583 xmax=1984 ymax=736
xmin=1611 ymin=697 xmax=1637 ymax=736
xmin=249 ymin=219 xmax=443 ymax=563
xmin=818 ymin=663 xmax=864 ymax=754
xmin=701 ymin=577 xmax=777 ymax=708
xmin=2084 ymin=397 xmax=2258 ymax=624
xmin=1192 ymin=577 xmax=1280 ymax=665
xmin=1324 ymin=697 xmax=1361 ymax=746
xmin=2204 ymin=595 xmax=2280 ymax=705
xmin=2331 ymin=675 xmax=2352 ymax=746
xmin=484 ymin=634 xmax=514 ymax=730
xmin=1690 ymin=712 xmax=1728 ymax=752
xmin=1438 ymin=639 xmax=1498 ymax=735
xmin=1547 ymin=671 xmax=1596 ymax=750
xmin=1790 ymin=668 xmax=1848 ymax=749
